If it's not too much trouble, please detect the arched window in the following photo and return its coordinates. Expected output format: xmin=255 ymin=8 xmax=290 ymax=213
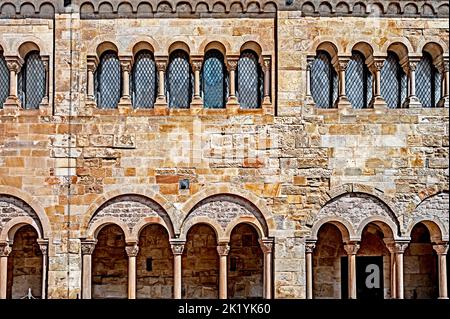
xmin=167 ymin=49 xmax=192 ymax=109
xmin=18 ymin=51 xmax=45 ymax=109
xmin=131 ymin=50 xmax=157 ymax=108
xmin=381 ymin=52 xmax=407 ymax=109
xmin=237 ymin=50 xmax=263 ymax=109
xmin=201 ymin=49 xmax=228 ymax=108
xmin=0 ymin=53 xmax=9 ymax=107
xmin=95 ymin=51 xmax=121 ymax=109
xmin=416 ymin=52 xmax=442 ymax=108
xmin=310 ymin=51 xmax=338 ymax=108
xmin=346 ymin=51 xmax=373 ymax=109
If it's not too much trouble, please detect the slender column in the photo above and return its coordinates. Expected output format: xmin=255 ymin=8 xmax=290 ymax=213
xmin=154 ymin=57 xmax=168 ymax=109
xmin=369 ymin=59 xmax=387 ymax=109
xmin=394 ymin=241 xmax=409 ymax=299
xmin=0 ymin=243 xmax=12 ymax=299
xmin=37 ymin=239 xmax=48 ymax=299
xmin=190 ymin=57 xmax=203 ymax=108
xmin=384 ymin=240 xmax=397 ymax=298
xmin=344 ymin=242 xmax=360 ymax=299
xmin=119 ymin=56 xmax=132 ymax=108
xmin=438 ymin=60 xmax=449 ymax=107
xmin=125 ymin=244 xmax=139 ymax=299
xmin=86 ymin=56 xmax=98 ymax=102
xmin=404 ymin=60 xmax=422 ymax=108
xmin=335 ymin=58 xmax=352 ymax=109
xmin=262 ymin=56 xmax=271 ymax=106
xmin=305 ymin=241 xmax=316 ymax=299
xmin=433 ymin=243 xmax=449 ymax=299
xmin=226 ymin=56 xmax=239 ymax=108
xmin=3 ymin=56 xmax=23 ymax=108
xmin=41 ymin=56 xmax=50 ymax=106
xmin=170 ymin=240 xmax=185 ymax=299
xmin=259 ymin=239 xmax=273 ymax=299
xmin=217 ymin=243 xmax=230 ymax=299
xmin=81 ymin=240 xmax=96 ymax=299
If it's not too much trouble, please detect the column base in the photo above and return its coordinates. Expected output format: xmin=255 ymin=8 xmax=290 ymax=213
xmin=335 ymin=96 xmax=352 ymax=111
xmin=190 ymin=97 xmax=203 ymax=109
xmin=154 ymin=98 xmax=168 ymax=115
xmin=438 ymin=297 xmax=449 ymax=299
xmin=118 ymin=98 xmax=133 ymax=115
xmin=437 ymin=96 xmax=449 ymax=108
xmin=3 ymin=96 xmax=21 ymax=109
xmin=403 ymin=96 xmax=422 ymax=108
xmin=226 ymin=97 xmax=239 ymax=112
xmin=304 ymin=95 xmax=315 ymax=106
xmin=369 ymin=96 xmax=388 ymax=110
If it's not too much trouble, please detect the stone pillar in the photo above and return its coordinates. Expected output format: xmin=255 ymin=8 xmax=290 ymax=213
xmin=37 ymin=239 xmax=48 ymax=299
xmin=118 ymin=56 xmax=132 ymax=109
xmin=259 ymin=239 xmax=273 ymax=299
xmin=86 ymin=56 xmax=98 ymax=103
xmin=305 ymin=58 xmax=315 ymax=105
xmin=170 ymin=240 xmax=185 ymax=299
xmin=262 ymin=56 xmax=271 ymax=106
xmin=0 ymin=243 xmax=11 ymax=299
xmin=433 ymin=243 xmax=449 ymax=299
xmin=384 ymin=240 xmax=397 ymax=298
xmin=344 ymin=242 xmax=360 ymax=299
xmin=404 ymin=60 xmax=422 ymax=108
xmin=217 ymin=243 xmax=230 ymax=299
xmin=190 ymin=56 xmax=203 ymax=109
xmin=305 ymin=240 xmax=316 ymax=299
xmin=226 ymin=56 xmax=239 ymax=109
xmin=3 ymin=56 xmax=23 ymax=109
xmin=335 ymin=58 xmax=352 ymax=110
xmin=40 ymin=56 xmax=50 ymax=106
xmin=81 ymin=240 xmax=96 ymax=299
xmin=154 ymin=56 xmax=168 ymax=110
xmin=369 ymin=59 xmax=387 ymax=109
xmin=394 ymin=241 xmax=408 ymax=299
xmin=125 ymin=244 xmax=139 ymax=299
xmin=438 ymin=60 xmax=449 ymax=107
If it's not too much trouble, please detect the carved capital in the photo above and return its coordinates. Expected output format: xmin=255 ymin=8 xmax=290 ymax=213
xmin=409 ymin=60 xmax=420 ymax=72
xmin=373 ymin=60 xmax=384 ymax=72
xmin=259 ymin=239 xmax=273 ymax=254
xmin=443 ymin=60 xmax=449 ymax=73
xmin=306 ymin=58 xmax=314 ymax=71
xmin=125 ymin=244 xmax=139 ymax=257
xmin=191 ymin=56 xmax=203 ymax=72
xmin=81 ymin=240 xmax=97 ymax=255
xmin=119 ymin=57 xmax=132 ymax=73
xmin=217 ymin=244 xmax=230 ymax=256
xmin=37 ymin=239 xmax=48 ymax=256
xmin=87 ymin=56 xmax=98 ymax=73
xmin=337 ymin=59 xmax=350 ymax=72
xmin=0 ymin=244 xmax=12 ymax=257
xmin=344 ymin=242 xmax=360 ymax=255
xmin=227 ymin=58 xmax=239 ymax=72
xmin=170 ymin=242 xmax=185 ymax=255
xmin=305 ymin=241 xmax=316 ymax=254
xmin=433 ymin=243 xmax=449 ymax=255
xmin=394 ymin=241 xmax=409 ymax=254
xmin=5 ymin=56 xmax=23 ymax=73
xmin=262 ymin=56 xmax=271 ymax=72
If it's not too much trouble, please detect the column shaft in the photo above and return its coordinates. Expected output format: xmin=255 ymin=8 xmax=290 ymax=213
xmin=171 ymin=242 xmax=185 ymax=299
xmin=217 ymin=244 xmax=230 ymax=299
xmin=125 ymin=245 xmax=139 ymax=299
xmin=433 ymin=244 xmax=449 ymax=299
xmin=0 ymin=256 xmax=8 ymax=299
xmin=82 ymin=254 xmax=92 ymax=299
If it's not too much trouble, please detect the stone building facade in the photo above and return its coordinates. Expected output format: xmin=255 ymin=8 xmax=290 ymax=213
xmin=0 ymin=0 xmax=448 ymax=299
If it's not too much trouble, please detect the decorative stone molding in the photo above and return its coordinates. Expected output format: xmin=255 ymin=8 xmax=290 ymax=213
xmin=170 ymin=241 xmax=185 ymax=255
xmin=217 ymin=244 xmax=230 ymax=256
xmin=0 ymin=244 xmax=11 ymax=257
xmin=125 ymin=244 xmax=140 ymax=257
xmin=4 ymin=57 xmax=23 ymax=73
xmin=305 ymin=241 xmax=316 ymax=253
xmin=259 ymin=239 xmax=273 ymax=254
xmin=37 ymin=239 xmax=49 ymax=255
xmin=81 ymin=240 xmax=97 ymax=255
xmin=394 ymin=241 xmax=409 ymax=254
xmin=344 ymin=242 xmax=360 ymax=255
xmin=433 ymin=243 xmax=449 ymax=255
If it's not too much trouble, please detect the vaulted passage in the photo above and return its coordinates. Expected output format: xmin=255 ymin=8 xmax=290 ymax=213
xmin=228 ymin=223 xmax=263 ymax=299
xmin=92 ymin=224 xmax=127 ymax=299
xmin=404 ymin=223 xmax=438 ymax=299
xmin=137 ymin=224 xmax=173 ymax=298
xmin=7 ymin=225 xmax=42 ymax=299
xmin=182 ymin=224 xmax=219 ymax=298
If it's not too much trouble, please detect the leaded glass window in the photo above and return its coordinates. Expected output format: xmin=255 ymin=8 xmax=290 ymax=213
xmin=310 ymin=51 xmax=338 ymax=108
xmin=346 ymin=51 xmax=373 ymax=109
xmin=416 ymin=53 xmax=442 ymax=108
xmin=0 ymin=54 xmax=9 ymax=107
xmin=167 ymin=49 xmax=192 ymax=109
xmin=237 ymin=50 xmax=263 ymax=109
xmin=95 ymin=51 xmax=121 ymax=109
xmin=18 ymin=51 xmax=45 ymax=109
xmin=201 ymin=49 xmax=227 ymax=108
xmin=131 ymin=50 xmax=157 ymax=108
xmin=381 ymin=52 xmax=407 ymax=109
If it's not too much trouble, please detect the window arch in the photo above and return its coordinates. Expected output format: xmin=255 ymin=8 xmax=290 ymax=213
xmin=416 ymin=52 xmax=442 ymax=108
xmin=18 ymin=51 xmax=45 ymax=109
xmin=95 ymin=50 xmax=121 ymax=109
xmin=131 ymin=50 xmax=157 ymax=108
xmin=237 ymin=50 xmax=263 ymax=109
xmin=381 ymin=52 xmax=407 ymax=109
xmin=346 ymin=51 xmax=373 ymax=109
xmin=310 ymin=51 xmax=338 ymax=108
xmin=0 ymin=53 xmax=9 ymax=107
xmin=167 ymin=49 xmax=192 ymax=109
xmin=201 ymin=49 xmax=228 ymax=109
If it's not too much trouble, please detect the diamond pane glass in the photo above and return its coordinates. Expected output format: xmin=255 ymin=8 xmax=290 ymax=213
xmin=167 ymin=50 xmax=192 ymax=109
xmin=202 ymin=50 xmax=227 ymax=108
xmin=131 ymin=51 xmax=156 ymax=108
xmin=346 ymin=52 xmax=373 ymax=109
xmin=311 ymin=51 xmax=338 ymax=108
xmin=0 ymin=55 xmax=9 ymax=107
xmin=18 ymin=51 xmax=45 ymax=109
xmin=237 ymin=50 xmax=262 ymax=109
xmin=434 ymin=68 xmax=442 ymax=106
xmin=381 ymin=53 xmax=407 ymax=109
xmin=416 ymin=54 xmax=442 ymax=108
xmin=96 ymin=51 xmax=121 ymax=109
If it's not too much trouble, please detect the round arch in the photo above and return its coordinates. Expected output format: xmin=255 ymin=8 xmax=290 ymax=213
xmin=356 ymin=216 xmax=401 ymax=240
xmin=0 ymin=216 xmax=43 ymax=242
xmin=224 ymin=216 xmax=265 ymax=241
xmin=86 ymin=217 xmax=132 ymax=242
xmin=310 ymin=217 xmax=354 ymax=242
xmin=179 ymin=217 xmax=225 ymax=242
